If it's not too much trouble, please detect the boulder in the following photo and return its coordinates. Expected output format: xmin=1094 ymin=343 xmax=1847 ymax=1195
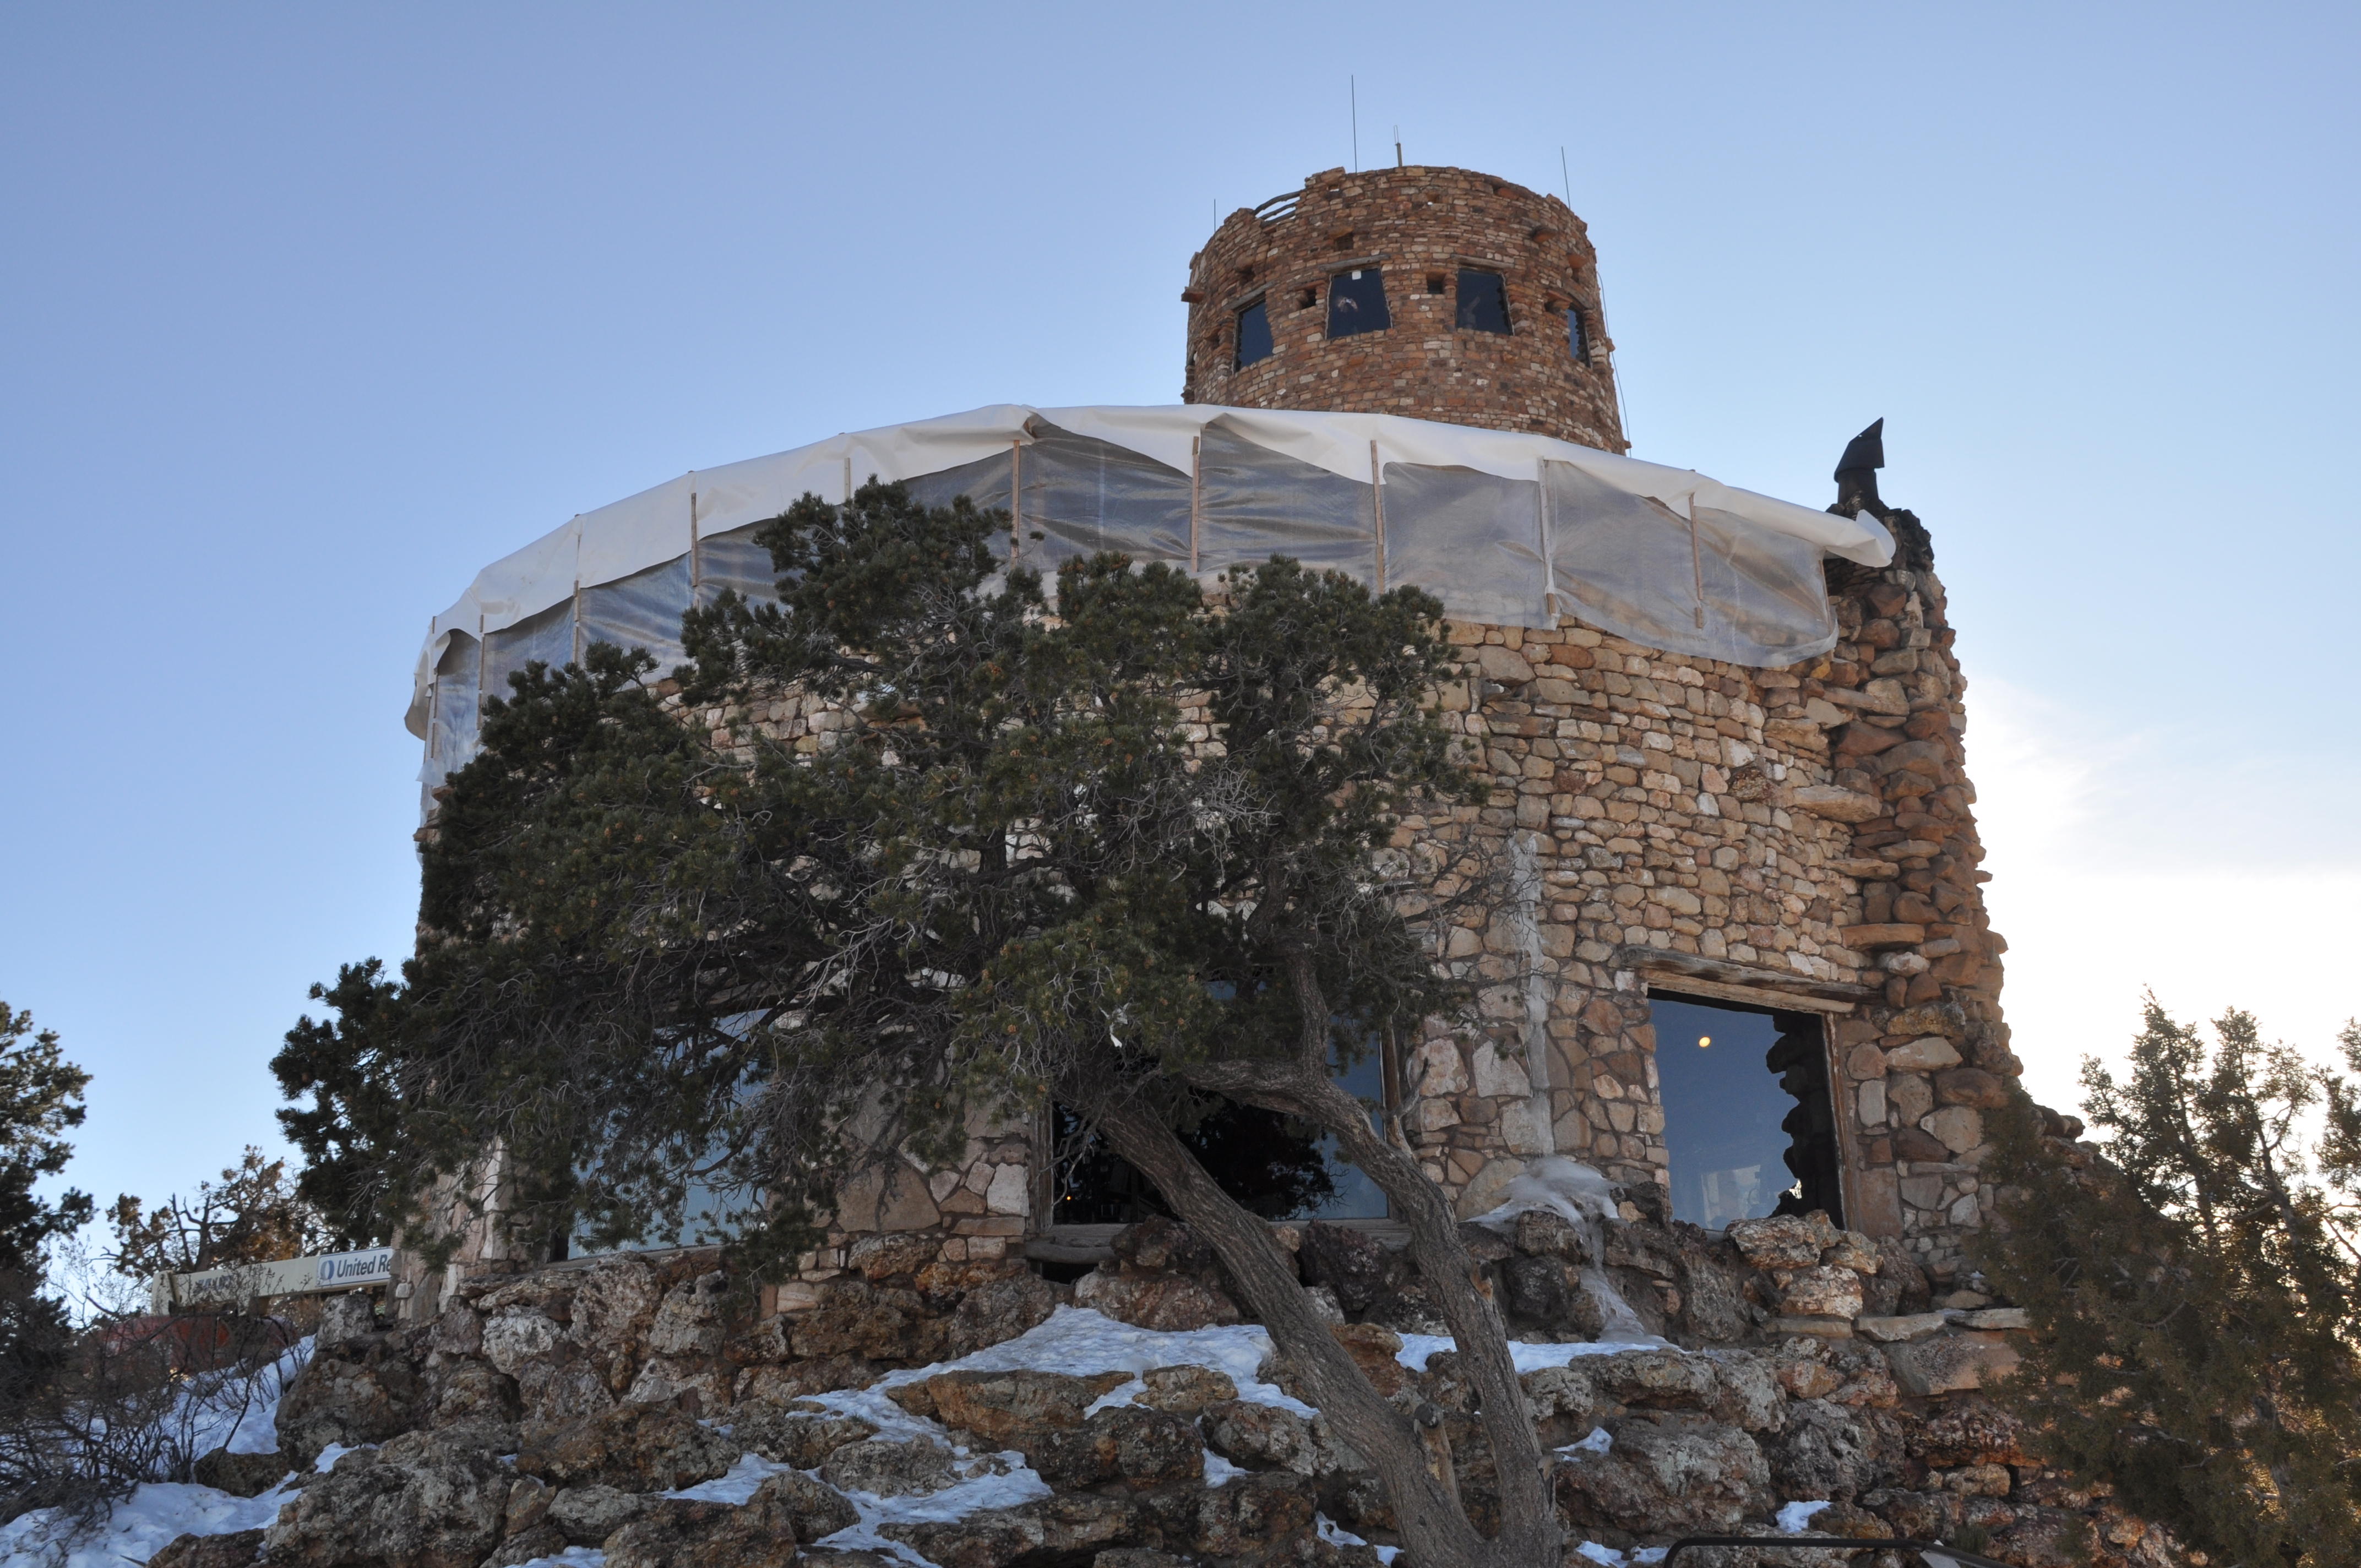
xmin=1513 ymin=1210 xmax=1591 ymax=1267
xmin=1767 ymin=1398 xmax=1895 ymax=1501
xmin=275 ymin=1354 xmax=420 ymax=1463
xmin=1500 ymin=1254 xmax=1581 ymax=1326
xmin=1863 ymin=1487 xmax=1961 ymax=1540
xmin=1031 ymin=1406 xmax=1205 ymax=1490
xmin=646 ymin=1271 xmax=732 ymax=1358
xmin=480 ymin=1309 xmax=563 ymax=1375
xmin=1200 ymin=1399 xmax=1360 ymax=1479
xmin=792 ymin=1280 xmax=950 ymax=1365
xmin=1073 ymin=1268 xmax=1240 ymax=1331
xmin=1299 ymin=1223 xmax=1388 ymax=1312
xmin=516 ymin=1403 xmax=740 ymax=1492
xmin=316 ymin=1292 xmax=378 ymax=1352
xmin=848 ymin=1232 xmax=940 ymax=1281
xmin=918 ymin=1368 xmax=1131 ymax=1448
xmin=512 ymin=1357 xmax=613 ymax=1423
xmin=883 ymin=1494 xmax=1141 ymax=1568
xmin=191 ymin=1446 xmax=292 ymax=1497
xmin=1904 ymin=1396 xmax=2034 ymax=1468
xmin=1726 ymin=1213 xmax=1838 ymax=1270
xmin=949 ymin=1270 xmax=1058 ymax=1357
xmin=262 ymin=1421 xmax=515 ymax=1568
xmin=1111 ymin=1216 xmax=1211 ymax=1273
xmin=623 ymin=1353 xmax=737 ymax=1415
xmin=1779 ymin=1265 xmax=1865 ymax=1320
xmin=822 ymin=1435 xmax=960 ymax=1497
xmin=503 ymin=1476 xmax=552 ymax=1536
xmin=147 ymin=1530 xmax=266 ymax=1568
xmin=1363 ymin=1281 xmax=1450 ymax=1335
xmin=728 ymin=1404 xmax=879 ymax=1467
xmin=757 ymin=1469 xmax=861 ymax=1542
xmin=1326 ymin=1322 xmax=1407 ymax=1397
xmin=547 ymin=1482 xmax=649 ymax=1544
xmin=1137 ymin=1364 xmax=1236 ymax=1414
xmin=1190 ymin=1471 xmax=1321 ymax=1557
xmin=601 ymin=1491 xmax=799 ymax=1568
xmin=1885 ymin=1332 xmax=2019 ymax=1396
xmin=482 ymin=1524 xmax=568 ymax=1566
xmin=736 ymin=1353 xmax=878 ymax=1404
xmin=1552 ymin=1412 xmax=1771 ymax=1533
xmin=567 ymin=1257 xmax=666 ymax=1393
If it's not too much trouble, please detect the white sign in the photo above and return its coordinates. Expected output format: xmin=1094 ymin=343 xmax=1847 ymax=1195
xmin=155 ymin=1245 xmax=397 ymax=1313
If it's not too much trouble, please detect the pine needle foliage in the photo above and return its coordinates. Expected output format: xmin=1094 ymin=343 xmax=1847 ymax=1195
xmin=1973 ymin=999 xmax=2361 ymax=1566
xmin=277 ymin=480 xmax=1482 ymax=1277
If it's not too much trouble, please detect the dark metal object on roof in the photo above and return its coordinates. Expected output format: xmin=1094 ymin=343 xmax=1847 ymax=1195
xmin=1834 ymin=417 xmax=1885 ymax=515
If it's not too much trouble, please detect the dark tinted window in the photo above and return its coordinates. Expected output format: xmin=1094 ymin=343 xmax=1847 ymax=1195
xmin=1326 ymin=268 xmax=1390 ymax=338
xmin=1650 ymin=994 xmax=1842 ymax=1230
xmin=1235 ymin=300 xmax=1274 ymax=368
xmin=1568 ymin=308 xmax=1590 ymax=362
xmin=1455 ymin=269 xmax=1510 ymax=334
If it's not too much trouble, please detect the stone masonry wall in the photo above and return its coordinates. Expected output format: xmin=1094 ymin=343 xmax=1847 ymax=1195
xmin=1182 ymin=166 xmax=1625 ymax=453
xmin=1390 ymin=535 xmax=2016 ymax=1283
xmin=633 ymin=515 xmax=2012 ymax=1299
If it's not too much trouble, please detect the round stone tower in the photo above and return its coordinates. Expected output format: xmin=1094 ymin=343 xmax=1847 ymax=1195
xmin=1182 ymin=165 xmax=1626 ymax=452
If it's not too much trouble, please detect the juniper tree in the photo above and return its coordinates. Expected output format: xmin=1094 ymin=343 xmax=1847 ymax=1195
xmin=1974 ymin=1000 xmax=2361 ymax=1566
xmin=280 ymin=480 xmax=1580 ymax=1568
xmin=0 ymin=1004 xmax=89 ymax=1371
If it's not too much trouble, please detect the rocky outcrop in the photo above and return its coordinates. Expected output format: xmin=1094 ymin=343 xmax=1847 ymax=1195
xmin=236 ymin=1205 xmax=2179 ymax=1568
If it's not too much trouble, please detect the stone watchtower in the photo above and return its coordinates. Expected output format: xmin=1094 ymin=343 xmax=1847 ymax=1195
xmin=1182 ymin=167 xmax=2016 ymax=1272
xmin=1183 ymin=165 xmax=1625 ymax=451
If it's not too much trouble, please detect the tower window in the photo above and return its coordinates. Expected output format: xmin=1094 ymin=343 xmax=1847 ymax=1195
xmin=1568 ymin=308 xmax=1591 ymax=362
xmin=1426 ymin=273 xmax=1447 ymax=295
xmin=1326 ymin=268 xmax=1391 ymax=339
xmin=1455 ymin=269 xmax=1510 ymax=334
xmin=1236 ymin=300 xmax=1274 ymax=368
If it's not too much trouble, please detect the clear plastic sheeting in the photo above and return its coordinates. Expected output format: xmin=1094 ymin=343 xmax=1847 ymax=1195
xmin=1542 ymin=461 xmax=1839 ymax=668
xmin=483 ymin=598 xmax=573 ymax=705
xmin=409 ymin=402 xmax=1891 ymax=794
xmin=1018 ymin=424 xmax=1192 ymax=571
xmin=418 ymin=633 xmax=480 ymax=809
xmin=1196 ymin=419 xmax=1378 ymax=584
xmin=694 ymin=525 xmax=783 ymax=612
xmin=582 ymin=554 xmax=693 ymax=674
xmin=1382 ymin=462 xmax=1550 ymax=627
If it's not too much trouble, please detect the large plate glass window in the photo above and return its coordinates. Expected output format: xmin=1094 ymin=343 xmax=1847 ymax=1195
xmin=1326 ymin=268 xmax=1391 ymax=339
xmin=1650 ymin=993 xmax=1843 ymax=1229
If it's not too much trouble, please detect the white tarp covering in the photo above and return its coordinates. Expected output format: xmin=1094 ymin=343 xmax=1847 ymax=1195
xmin=409 ymin=404 xmax=1890 ymax=798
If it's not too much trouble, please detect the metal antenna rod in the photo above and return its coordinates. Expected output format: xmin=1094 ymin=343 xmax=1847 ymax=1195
xmin=1560 ymin=146 xmax=1573 ymax=205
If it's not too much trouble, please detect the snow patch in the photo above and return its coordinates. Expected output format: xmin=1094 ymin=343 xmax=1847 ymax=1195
xmin=864 ymin=1305 xmax=1314 ymax=1414
xmin=1470 ymin=1158 xmax=1665 ymax=1346
xmin=0 ymin=1336 xmax=315 ymax=1566
xmin=810 ymin=1456 xmax=1055 ymax=1566
xmin=1777 ymin=1499 xmax=1834 ymax=1533
xmin=0 ymin=1477 xmax=300 ymax=1568
xmin=662 ymin=1450 xmax=793 ymax=1504
xmin=1202 ymin=1450 xmax=1245 ymax=1488
xmin=1557 ymin=1425 xmax=1613 ymax=1457
xmin=1392 ymin=1333 xmax=1663 ymax=1373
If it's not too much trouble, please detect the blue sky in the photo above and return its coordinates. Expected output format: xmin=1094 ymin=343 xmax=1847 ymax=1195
xmin=4 ymin=3 xmax=2354 ymax=1220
